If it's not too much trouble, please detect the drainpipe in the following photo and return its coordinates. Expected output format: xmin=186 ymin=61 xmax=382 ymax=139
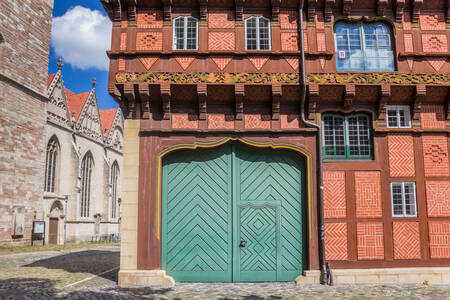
xmin=298 ymin=0 xmax=329 ymax=285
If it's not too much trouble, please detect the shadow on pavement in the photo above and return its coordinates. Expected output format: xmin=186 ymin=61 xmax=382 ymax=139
xmin=24 ymin=250 xmax=119 ymax=281
xmin=0 ymin=278 xmax=173 ymax=300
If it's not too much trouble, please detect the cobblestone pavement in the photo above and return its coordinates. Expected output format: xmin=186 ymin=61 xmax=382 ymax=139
xmin=0 ymin=247 xmax=449 ymax=299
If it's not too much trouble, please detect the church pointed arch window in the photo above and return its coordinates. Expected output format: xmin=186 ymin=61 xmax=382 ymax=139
xmin=80 ymin=152 xmax=93 ymax=218
xmin=45 ymin=136 xmax=60 ymax=193
xmin=111 ymin=161 xmax=120 ymax=219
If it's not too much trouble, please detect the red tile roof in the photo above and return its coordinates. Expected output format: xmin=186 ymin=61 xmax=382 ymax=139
xmin=66 ymin=91 xmax=90 ymax=121
xmin=47 ymin=74 xmax=56 ymax=88
xmin=99 ymin=108 xmax=118 ymax=136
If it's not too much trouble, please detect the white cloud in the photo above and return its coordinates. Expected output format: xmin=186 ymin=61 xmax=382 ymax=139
xmin=51 ymin=6 xmax=111 ymax=70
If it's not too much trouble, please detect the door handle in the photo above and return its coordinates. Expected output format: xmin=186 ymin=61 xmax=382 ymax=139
xmin=239 ymin=240 xmax=247 ymax=248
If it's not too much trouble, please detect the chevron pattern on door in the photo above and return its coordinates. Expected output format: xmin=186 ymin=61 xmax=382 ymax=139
xmin=162 ymin=144 xmax=233 ymax=282
xmin=235 ymin=143 xmax=306 ymax=281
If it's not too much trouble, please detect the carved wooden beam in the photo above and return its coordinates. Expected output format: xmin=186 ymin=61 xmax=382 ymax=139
xmin=126 ymin=0 xmax=137 ymax=23
xmin=447 ymin=1 xmax=450 ymax=24
xmin=199 ymin=0 xmax=208 ymax=23
xmin=139 ymin=83 xmax=150 ymax=119
xmin=110 ymin=0 xmax=122 ymax=23
xmin=412 ymin=0 xmax=423 ymax=23
xmin=111 ymin=84 xmax=127 ymax=116
xmin=324 ymin=0 xmax=335 ymax=22
xmin=235 ymin=0 xmax=244 ymax=22
xmin=378 ymin=84 xmax=391 ymax=121
xmin=344 ymin=84 xmax=355 ymax=107
xmin=447 ymin=89 xmax=450 ymax=120
xmin=377 ymin=0 xmax=388 ymax=16
xmin=161 ymin=83 xmax=171 ymax=120
xmin=271 ymin=0 xmax=281 ymax=23
xmin=272 ymin=84 xmax=281 ymax=120
xmin=413 ymin=84 xmax=426 ymax=125
xmin=307 ymin=0 xmax=317 ymax=23
xmin=308 ymin=83 xmax=319 ymax=121
xmin=343 ymin=0 xmax=353 ymax=16
xmin=124 ymin=83 xmax=136 ymax=119
xmin=395 ymin=0 xmax=405 ymax=23
xmin=198 ymin=83 xmax=207 ymax=120
xmin=235 ymin=84 xmax=244 ymax=120
xmin=162 ymin=0 xmax=172 ymax=22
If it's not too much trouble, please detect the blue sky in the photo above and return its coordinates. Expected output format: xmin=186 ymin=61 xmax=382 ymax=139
xmin=48 ymin=0 xmax=117 ymax=110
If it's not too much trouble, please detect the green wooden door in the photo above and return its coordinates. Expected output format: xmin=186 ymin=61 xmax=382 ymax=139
xmin=162 ymin=142 xmax=306 ymax=282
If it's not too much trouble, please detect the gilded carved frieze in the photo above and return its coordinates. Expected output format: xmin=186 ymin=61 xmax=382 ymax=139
xmin=115 ymin=72 xmax=450 ymax=85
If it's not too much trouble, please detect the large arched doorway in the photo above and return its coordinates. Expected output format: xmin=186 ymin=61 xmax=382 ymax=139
xmin=161 ymin=141 xmax=307 ymax=282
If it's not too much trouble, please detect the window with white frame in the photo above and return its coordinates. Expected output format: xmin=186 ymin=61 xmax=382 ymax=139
xmin=334 ymin=22 xmax=394 ymax=71
xmin=173 ymin=16 xmax=198 ymax=50
xmin=386 ymin=105 xmax=411 ymax=128
xmin=245 ymin=16 xmax=271 ymax=51
xmin=391 ymin=182 xmax=417 ymax=217
xmin=80 ymin=153 xmax=93 ymax=218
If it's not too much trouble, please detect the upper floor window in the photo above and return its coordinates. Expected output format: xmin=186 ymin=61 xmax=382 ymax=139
xmin=391 ymin=182 xmax=417 ymax=217
xmin=334 ymin=22 xmax=394 ymax=71
xmin=322 ymin=113 xmax=372 ymax=159
xmin=173 ymin=16 xmax=198 ymax=50
xmin=80 ymin=152 xmax=93 ymax=218
xmin=386 ymin=105 xmax=411 ymax=128
xmin=245 ymin=16 xmax=271 ymax=51
xmin=45 ymin=137 xmax=60 ymax=193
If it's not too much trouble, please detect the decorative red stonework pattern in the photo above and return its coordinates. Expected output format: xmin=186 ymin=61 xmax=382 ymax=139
xmin=172 ymin=113 xmax=198 ymax=129
xmin=315 ymin=12 xmax=324 ymax=30
xmin=281 ymin=32 xmax=298 ymax=51
xmin=406 ymin=58 xmax=414 ymax=71
xmin=355 ymin=172 xmax=382 ymax=218
xmin=388 ymin=135 xmax=415 ymax=177
xmin=138 ymin=56 xmax=159 ymax=70
xmin=429 ymin=221 xmax=450 ymax=259
xmin=421 ymin=104 xmax=446 ymax=129
xmin=422 ymin=34 xmax=448 ymax=53
xmin=357 ymin=222 xmax=384 ymax=260
xmin=325 ymin=223 xmax=348 ymax=261
xmin=402 ymin=12 xmax=412 ymax=30
xmin=248 ymin=56 xmax=269 ymax=70
xmin=208 ymin=114 xmax=234 ymax=129
xmin=317 ymin=32 xmax=326 ymax=52
xmin=120 ymin=32 xmax=127 ymax=50
xmin=404 ymin=33 xmax=414 ymax=52
xmin=208 ymin=32 xmax=235 ymax=51
xmin=324 ymin=171 xmax=346 ymax=219
xmin=426 ymin=181 xmax=450 ymax=217
xmin=208 ymin=11 xmax=235 ymax=29
xmin=393 ymin=222 xmax=421 ymax=260
xmin=280 ymin=114 xmax=300 ymax=129
xmin=427 ymin=58 xmax=447 ymax=72
xmin=244 ymin=114 xmax=271 ymax=129
xmin=422 ymin=136 xmax=450 ymax=177
xmin=279 ymin=9 xmax=298 ymax=29
xmin=284 ymin=56 xmax=299 ymax=71
xmin=419 ymin=14 xmax=445 ymax=31
xmin=175 ymin=56 xmax=195 ymax=70
xmin=303 ymin=33 xmax=308 ymax=52
xmin=137 ymin=9 xmax=163 ymax=28
xmin=211 ymin=56 xmax=232 ymax=71
xmin=118 ymin=57 xmax=126 ymax=71
xmin=136 ymin=32 xmax=162 ymax=50
xmin=121 ymin=20 xmax=128 ymax=29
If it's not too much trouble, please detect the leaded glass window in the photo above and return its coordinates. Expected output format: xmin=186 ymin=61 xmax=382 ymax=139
xmin=111 ymin=162 xmax=120 ymax=219
xmin=45 ymin=137 xmax=59 ymax=193
xmin=245 ymin=16 xmax=271 ymax=51
xmin=391 ymin=182 xmax=417 ymax=217
xmin=173 ymin=16 xmax=198 ymax=50
xmin=80 ymin=153 xmax=93 ymax=218
xmin=322 ymin=113 xmax=372 ymax=159
xmin=334 ymin=22 xmax=394 ymax=71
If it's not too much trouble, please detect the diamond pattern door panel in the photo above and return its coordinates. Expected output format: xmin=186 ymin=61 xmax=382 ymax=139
xmin=162 ymin=144 xmax=233 ymax=282
xmin=239 ymin=204 xmax=279 ymax=281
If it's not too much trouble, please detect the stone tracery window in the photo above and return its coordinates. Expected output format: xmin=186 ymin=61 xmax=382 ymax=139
xmin=334 ymin=22 xmax=394 ymax=71
xmin=80 ymin=152 xmax=93 ymax=218
xmin=111 ymin=161 xmax=120 ymax=219
xmin=245 ymin=16 xmax=271 ymax=51
xmin=173 ymin=16 xmax=198 ymax=50
xmin=45 ymin=137 xmax=60 ymax=193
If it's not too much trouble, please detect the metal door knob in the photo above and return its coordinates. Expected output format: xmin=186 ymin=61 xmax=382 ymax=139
xmin=239 ymin=240 xmax=247 ymax=247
